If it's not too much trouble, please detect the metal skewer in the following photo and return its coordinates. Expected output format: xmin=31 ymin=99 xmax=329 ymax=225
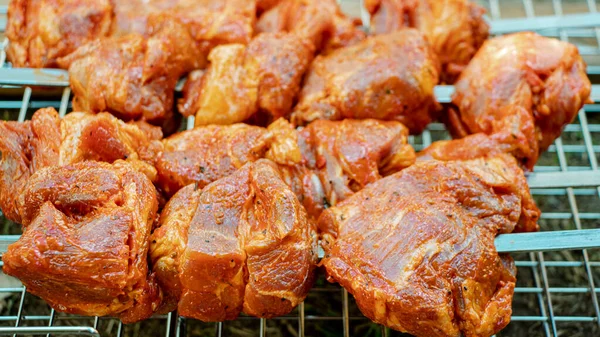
xmin=1 ymin=69 xmax=600 ymax=103
xmin=0 ymin=170 xmax=597 ymax=255
xmin=314 ymin=229 xmax=600 ymax=258
xmin=494 ymin=228 xmax=600 ymax=253
xmin=489 ymin=12 xmax=600 ymax=34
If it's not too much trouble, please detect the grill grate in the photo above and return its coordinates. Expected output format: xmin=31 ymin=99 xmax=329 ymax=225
xmin=1 ymin=0 xmax=600 ymax=336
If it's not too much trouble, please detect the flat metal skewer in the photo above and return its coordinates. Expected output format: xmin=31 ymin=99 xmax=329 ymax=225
xmin=494 ymin=228 xmax=600 ymax=253
xmin=489 ymin=12 xmax=600 ymax=34
xmin=0 ymin=171 xmax=598 ymax=255
xmin=1 ymin=69 xmax=599 ymax=103
xmin=315 ymin=228 xmax=600 ymax=258
xmin=0 ymin=68 xmax=70 ymax=87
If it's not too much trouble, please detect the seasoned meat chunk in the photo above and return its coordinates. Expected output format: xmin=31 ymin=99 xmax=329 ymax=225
xmin=420 ymin=106 xmax=539 ymax=169
xmin=366 ymin=0 xmax=489 ymax=83
xmin=256 ymin=0 xmax=365 ymax=53
xmin=57 ymin=20 xmax=202 ymax=131
xmin=6 ymin=0 xmax=113 ymax=68
xmin=111 ymin=0 xmax=255 ymax=45
xmin=319 ymin=155 xmax=540 ymax=337
xmin=179 ymin=32 xmax=314 ymax=126
xmin=0 ymin=108 xmax=60 ymax=223
xmin=3 ymin=161 xmax=160 ymax=323
xmin=150 ymin=160 xmax=318 ymax=318
xmin=0 ymin=108 xmax=162 ymax=224
xmin=448 ymin=32 xmax=592 ymax=169
xmin=152 ymin=124 xmax=271 ymax=197
xmin=6 ymin=0 xmax=256 ymax=68
xmin=268 ymin=119 xmax=416 ymax=219
xmin=291 ymin=30 xmax=440 ymax=134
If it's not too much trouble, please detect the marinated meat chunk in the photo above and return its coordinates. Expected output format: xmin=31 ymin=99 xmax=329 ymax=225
xmin=60 ymin=111 xmax=162 ymax=180
xmin=6 ymin=0 xmax=256 ymax=68
xmin=3 ymin=161 xmax=160 ymax=323
xmin=152 ymin=124 xmax=271 ymax=197
xmin=268 ymin=119 xmax=416 ymax=218
xmin=291 ymin=30 xmax=440 ymax=134
xmin=6 ymin=0 xmax=113 ymax=68
xmin=448 ymin=32 xmax=592 ymax=169
xmin=366 ymin=0 xmax=489 ymax=83
xmin=57 ymin=20 xmax=203 ymax=131
xmin=0 ymin=108 xmax=60 ymax=223
xmin=420 ymin=106 xmax=539 ymax=169
xmin=319 ymin=155 xmax=540 ymax=337
xmin=60 ymin=112 xmax=162 ymax=163
xmin=144 ymin=0 xmax=256 ymax=48
xmin=150 ymin=160 xmax=318 ymax=318
xmin=179 ymin=32 xmax=314 ymax=126
xmin=111 ymin=0 xmax=255 ymax=45
xmin=0 ymin=108 xmax=162 ymax=224
xmin=256 ymin=0 xmax=365 ymax=53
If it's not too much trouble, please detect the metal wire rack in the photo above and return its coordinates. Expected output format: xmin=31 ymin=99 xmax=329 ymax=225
xmin=1 ymin=0 xmax=600 ymax=336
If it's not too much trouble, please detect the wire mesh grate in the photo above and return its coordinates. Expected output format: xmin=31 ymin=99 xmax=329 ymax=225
xmin=0 ymin=0 xmax=600 ymax=336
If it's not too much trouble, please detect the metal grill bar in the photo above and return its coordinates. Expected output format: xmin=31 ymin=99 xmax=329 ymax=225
xmin=537 ymin=252 xmax=557 ymax=336
xmin=0 ymin=39 xmax=6 ymax=68
xmin=555 ymin=18 xmax=600 ymax=331
xmin=570 ymin=113 xmax=600 ymax=327
xmin=0 ymin=327 xmax=100 ymax=336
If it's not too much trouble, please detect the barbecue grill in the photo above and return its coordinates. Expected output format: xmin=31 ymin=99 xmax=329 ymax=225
xmin=1 ymin=0 xmax=600 ymax=336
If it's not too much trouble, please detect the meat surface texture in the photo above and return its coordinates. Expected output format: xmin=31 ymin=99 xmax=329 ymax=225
xmin=0 ymin=108 xmax=162 ymax=224
xmin=57 ymin=19 xmax=203 ymax=131
xmin=419 ymin=105 xmax=539 ymax=169
xmin=150 ymin=118 xmax=416 ymax=218
xmin=448 ymin=32 xmax=592 ymax=169
xmin=152 ymin=124 xmax=271 ymax=197
xmin=0 ymin=108 xmax=60 ymax=224
xmin=268 ymin=119 xmax=416 ymax=219
xmin=179 ymin=32 xmax=314 ymax=126
xmin=60 ymin=111 xmax=163 ymax=181
xmin=366 ymin=0 xmax=489 ymax=83
xmin=291 ymin=30 xmax=440 ymax=134
xmin=319 ymin=155 xmax=540 ymax=337
xmin=6 ymin=0 xmax=113 ymax=68
xmin=256 ymin=0 xmax=366 ymax=53
xmin=3 ymin=161 xmax=160 ymax=323
xmin=111 ymin=0 xmax=255 ymax=48
xmin=150 ymin=159 xmax=318 ymax=319
xmin=6 ymin=0 xmax=256 ymax=69
xmin=149 ymin=184 xmax=201 ymax=314
xmin=256 ymin=0 xmax=282 ymax=13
